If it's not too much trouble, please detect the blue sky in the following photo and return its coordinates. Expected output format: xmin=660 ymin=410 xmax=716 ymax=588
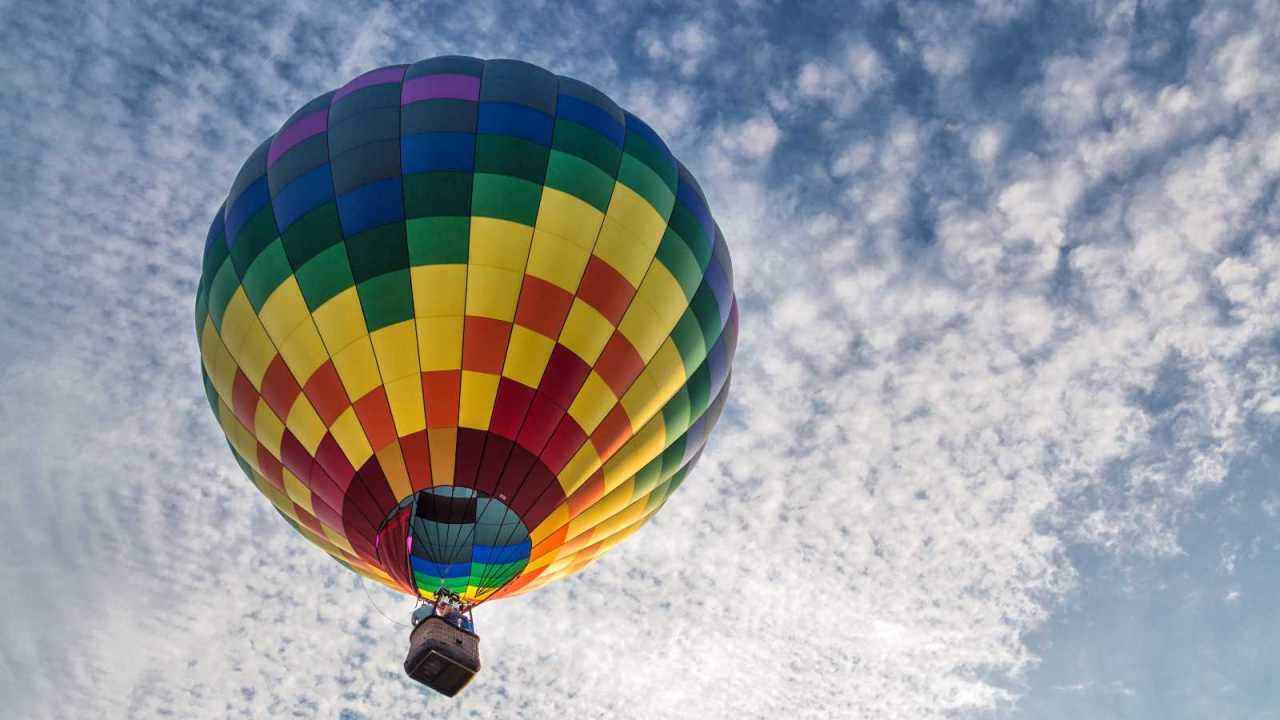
xmin=2 ymin=0 xmax=1278 ymax=718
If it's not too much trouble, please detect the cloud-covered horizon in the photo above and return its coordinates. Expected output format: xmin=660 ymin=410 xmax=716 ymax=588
xmin=3 ymin=1 xmax=1278 ymax=718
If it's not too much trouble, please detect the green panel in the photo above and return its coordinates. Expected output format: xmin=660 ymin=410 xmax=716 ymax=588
xmin=666 ymin=203 xmax=712 ymax=269
xmin=623 ymin=132 xmax=677 ymax=192
xmin=357 ymin=270 xmax=414 ymax=332
xmin=201 ymin=368 xmax=219 ymax=417
xmin=295 ymin=244 xmax=355 ymax=310
xmin=662 ymin=386 xmax=691 ymax=443
xmin=404 ymin=171 xmax=473 ymax=218
xmin=632 ymin=455 xmax=664 ymax=497
xmin=202 ymin=229 xmax=229 ymax=282
xmin=686 ymin=361 xmax=712 ymax=419
xmin=668 ymin=311 xmax=706 ymax=375
xmin=241 ymin=239 xmax=293 ymax=310
xmin=207 ymin=259 xmax=241 ymax=332
xmin=471 ymin=559 xmax=527 ymax=587
xmin=474 ymin=134 xmax=549 ymax=185
xmin=471 ymin=173 xmax=541 ymax=225
xmin=656 ymin=230 xmax=703 ymax=300
xmin=282 ymin=202 xmax=344 ymax=270
xmin=552 ymin=119 xmax=622 ymax=175
xmin=690 ymin=284 xmax=723 ymax=347
xmin=545 ymin=151 xmax=615 ymax=213
xmin=616 ymin=154 xmax=675 ymax=220
xmin=346 ymin=224 xmax=409 ymax=283
xmin=660 ymin=433 xmax=687 ymax=476
xmin=229 ymin=206 xmax=280 ymax=276
xmin=407 ymin=217 xmax=470 ymax=265
xmin=414 ymin=572 xmax=443 ymax=590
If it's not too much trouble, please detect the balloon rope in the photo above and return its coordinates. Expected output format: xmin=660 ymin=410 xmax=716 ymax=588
xmin=360 ymin=577 xmax=412 ymax=628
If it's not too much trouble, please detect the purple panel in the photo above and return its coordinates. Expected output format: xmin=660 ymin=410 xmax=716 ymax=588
xmin=333 ymin=66 xmax=407 ymax=103
xmin=268 ymin=110 xmax=328 ymax=167
xmin=401 ymin=73 xmax=482 ymax=104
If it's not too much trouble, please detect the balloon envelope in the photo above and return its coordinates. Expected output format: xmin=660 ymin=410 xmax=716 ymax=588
xmin=195 ymin=57 xmax=737 ymax=604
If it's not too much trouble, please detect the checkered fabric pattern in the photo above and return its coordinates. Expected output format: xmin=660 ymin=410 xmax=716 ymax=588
xmin=196 ymin=57 xmax=738 ymax=604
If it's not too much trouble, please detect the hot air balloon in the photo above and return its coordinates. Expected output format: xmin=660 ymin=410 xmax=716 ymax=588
xmin=195 ymin=56 xmax=737 ymax=695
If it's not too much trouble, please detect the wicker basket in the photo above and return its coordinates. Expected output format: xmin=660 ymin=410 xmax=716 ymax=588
xmin=404 ymin=616 xmax=481 ymax=697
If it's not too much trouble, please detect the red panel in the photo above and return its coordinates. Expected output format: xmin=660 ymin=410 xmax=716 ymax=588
xmin=453 ymin=427 xmax=487 ymax=488
xmin=354 ymin=456 xmax=397 ymax=512
xmin=515 ymin=464 xmax=566 ymax=529
xmin=422 ymin=370 xmax=460 ymax=429
xmin=401 ymin=429 xmax=432 ymax=491
xmin=303 ymin=360 xmax=350 ymax=425
xmin=540 ymin=416 xmax=587 ymax=474
xmin=475 ymin=435 xmax=515 ymax=496
xmin=294 ymin=505 xmax=326 ymax=537
xmin=231 ymin=370 xmax=259 ymax=431
xmin=260 ymin=355 xmax=303 ymax=419
xmin=307 ymin=474 xmax=346 ymax=530
xmin=495 ymin=444 xmax=539 ymax=501
xmin=352 ymin=386 xmax=397 ymax=452
xmin=515 ymin=392 xmax=565 ymax=455
xmin=490 ymin=377 xmax=535 ymax=439
xmin=374 ymin=505 xmax=415 ymax=592
xmin=567 ymin=471 xmax=607 ymax=517
xmin=538 ymin=344 xmax=590 ymax=409
xmin=279 ymin=430 xmax=312 ymax=479
xmin=594 ymin=332 xmax=646 ymax=397
xmin=589 ymin=404 xmax=633 ymax=460
xmin=257 ymin=445 xmax=285 ymax=489
xmin=313 ymin=433 xmax=356 ymax=494
xmin=515 ymin=275 xmax=574 ymax=338
xmin=576 ymin=256 xmax=635 ymax=325
xmin=462 ymin=317 xmax=511 ymax=374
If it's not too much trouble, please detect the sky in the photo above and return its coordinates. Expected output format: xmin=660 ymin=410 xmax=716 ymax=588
xmin=1 ymin=0 xmax=1278 ymax=718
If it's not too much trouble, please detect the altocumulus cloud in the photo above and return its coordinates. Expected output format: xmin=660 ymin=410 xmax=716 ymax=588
xmin=2 ymin=1 xmax=1279 ymax=718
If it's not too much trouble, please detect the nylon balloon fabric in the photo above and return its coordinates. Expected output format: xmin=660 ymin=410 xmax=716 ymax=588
xmin=195 ymin=57 xmax=737 ymax=604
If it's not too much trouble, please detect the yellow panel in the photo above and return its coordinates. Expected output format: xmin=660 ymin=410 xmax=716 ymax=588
xmin=411 ymin=265 xmax=467 ymax=317
xmin=534 ymin=186 xmax=606 ymax=249
xmin=567 ymin=371 xmax=617 ymax=434
xmin=258 ymin=277 xmax=311 ymax=343
xmin=312 ymin=288 xmax=367 ymax=351
xmin=559 ymin=299 xmax=613 ymax=365
xmin=323 ymin=526 xmax=357 ymax=555
xmin=282 ymin=468 xmax=314 ymax=515
xmin=254 ymin=400 xmax=286 ymax=458
xmin=285 ymin=395 xmax=327 ymax=453
xmin=234 ymin=320 xmax=277 ymax=387
xmin=620 ymin=340 xmax=685 ymax=424
xmin=331 ymin=337 xmax=382 ymax=402
xmin=329 ymin=407 xmax=375 ymax=469
xmin=458 ymin=371 xmax=500 ymax=430
xmin=428 ymin=427 xmax=456 ymax=485
xmin=254 ymin=473 xmax=293 ymax=514
xmin=525 ymin=230 xmax=591 ymax=292
xmin=603 ymin=415 xmax=665 ymax=484
xmin=618 ymin=367 xmax=658 ymax=424
xmin=566 ymin=478 xmax=635 ymax=540
xmin=219 ymin=289 xmax=256 ymax=358
xmin=384 ymin=373 xmax=427 ymax=436
xmin=557 ymin=443 xmax=602 ymax=495
xmin=416 ymin=316 xmax=463 ymax=371
xmin=604 ymin=183 xmax=668 ymax=246
xmin=201 ymin=319 xmax=236 ymax=401
xmin=465 ymin=265 xmax=522 ymax=320
xmin=526 ymin=546 xmax=563 ymax=572
xmin=470 ymin=217 xmax=533 ymax=270
xmin=530 ymin=504 xmax=570 ymax=546
xmin=616 ymin=298 xmax=666 ymax=362
xmin=370 ymin=320 xmax=420 ymax=380
xmin=375 ymin=443 xmax=414 ymax=501
xmin=502 ymin=325 xmax=555 ymax=388
xmin=278 ymin=321 xmax=330 ymax=383
xmin=591 ymin=493 xmax=650 ymax=543
xmin=632 ymin=264 xmax=688 ymax=339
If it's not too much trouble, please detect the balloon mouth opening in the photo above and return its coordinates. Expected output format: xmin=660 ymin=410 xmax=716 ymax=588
xmin=375 ymin=487 xmax=532 ymax=603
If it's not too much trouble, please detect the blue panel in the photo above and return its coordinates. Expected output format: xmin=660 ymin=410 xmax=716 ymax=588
xmin=271 ymin=164 xmax=334 ymax=232
xmin=555 ymin=95 xmax=624 ymax=147
xmin=336 ymin=177 xmax=404 ymax=237
xmin=205 ymin=205 xmax=225 ymax=251
xmin=472 ymin=539 xmax=531 ymax=565
xmin=224 ymin=176 xmax=271 ymax=247
xmin=411 ymin=557 xmax=473 ymax=578
xmin=477 ymin=102 xmax=554 ymax=146
xmin=624 ymin=112 xmax=672 ymax=160
xmin=402 ymin=132 xmax=476 ymax=173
